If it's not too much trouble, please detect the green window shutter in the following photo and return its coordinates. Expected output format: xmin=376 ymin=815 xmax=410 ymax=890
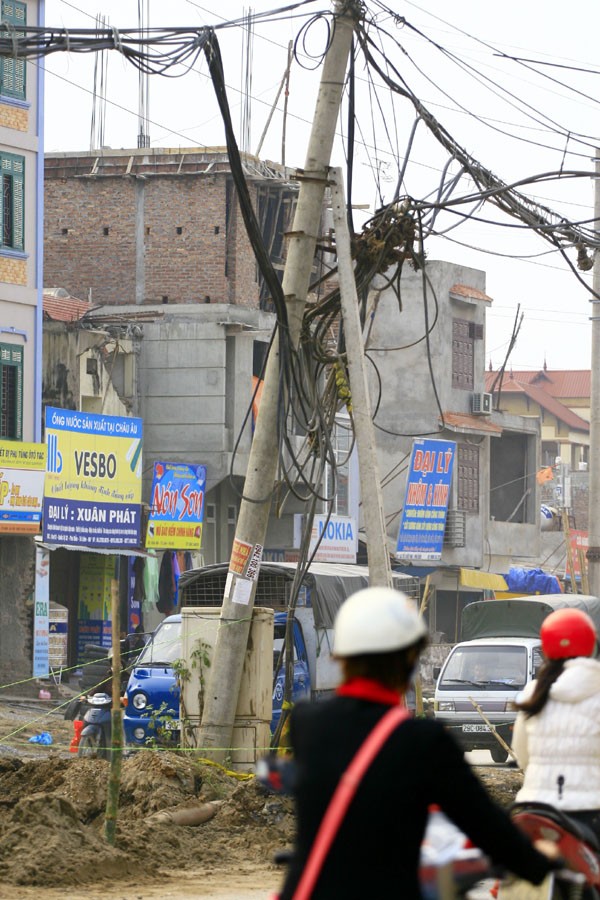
xmin=11 ymin=153 xmax=23 ymax=250
xmin=0 ymin=152 xmax=24 ymax=250
xmin=0 ymin=341 xmax=23 ymax=439
xmin=0 ymin=0 xmax=26 ymax=100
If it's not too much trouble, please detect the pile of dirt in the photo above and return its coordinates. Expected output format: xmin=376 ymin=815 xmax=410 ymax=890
xmin=475 ymin=764 xmax=523 ymax=807
xmin=0 ymin=751 xmax=291 ymax=887
xmin=0 ymin=741 xmax=523 ymax=889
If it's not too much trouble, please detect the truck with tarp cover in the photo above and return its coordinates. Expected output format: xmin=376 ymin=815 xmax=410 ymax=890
xmin=434 ymin=594 xmax=600 ymax=761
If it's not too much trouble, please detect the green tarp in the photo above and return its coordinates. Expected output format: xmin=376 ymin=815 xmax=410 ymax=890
xmin=461 ymin=595 xmax=600 ymax=641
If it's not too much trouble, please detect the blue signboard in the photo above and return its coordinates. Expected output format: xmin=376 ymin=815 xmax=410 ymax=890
xmin=146 ymin=462 xmax=206 ymax=550
xmin=396 ymin=439 xmax=456 ymax=561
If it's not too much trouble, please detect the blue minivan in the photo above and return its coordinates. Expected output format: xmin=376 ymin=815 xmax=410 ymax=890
xmin=123 ymin=611 xmax=310 ymax=747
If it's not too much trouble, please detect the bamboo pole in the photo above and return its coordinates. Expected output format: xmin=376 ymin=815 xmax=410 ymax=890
xmin=104 ymin=559 xmax=123 ymax=845
xmin=578 ymin=548 xmax=590 ymax=595
xmin=468 ymin=697 xmax=519 ymax=766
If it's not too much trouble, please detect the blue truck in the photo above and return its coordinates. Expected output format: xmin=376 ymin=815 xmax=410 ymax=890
xmin=123 ymin=610 xmax=311 ymax=746
xmin=123 ymin=561 xmax=420 ymax=747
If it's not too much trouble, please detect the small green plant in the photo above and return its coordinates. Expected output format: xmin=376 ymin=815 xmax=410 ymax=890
xmin=143 ymin=700 xmax=180 ymax=749
xmin=173 ymin=640 xmax=212 ymax=748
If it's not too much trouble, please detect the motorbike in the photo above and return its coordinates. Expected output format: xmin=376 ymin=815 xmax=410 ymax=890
xmin=77 ymin=692 xmax=113 ymax=760
xmin=65 ymin=691 xmax=114 ymax=760
xmin=498 ymin=802 xmax=600 ymax=900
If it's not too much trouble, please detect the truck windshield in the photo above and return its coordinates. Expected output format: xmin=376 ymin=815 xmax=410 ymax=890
xmin=439 ymin=645 xmax=527 ymax=691
xmin=273 ymin=622 xmax=297 ymax=675
xmin=136 ymin=620 xmax=182 ymax=666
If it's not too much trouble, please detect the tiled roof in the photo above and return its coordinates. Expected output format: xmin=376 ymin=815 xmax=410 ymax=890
xmin=449 ymin=283 xmax=492 ymax=304
xmin=441 ymin=412 xmax=503 ymax=435
xmin=486 ymin=374 xmax=589 ymax=432
xmin=43 ymin=292 xmax=94 ymax=323
xmin=485 ymin=368 xmax=590 ymax=398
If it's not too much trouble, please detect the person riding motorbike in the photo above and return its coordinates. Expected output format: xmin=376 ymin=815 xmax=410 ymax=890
xmin=512 ymin=607 xmax=600 ymax=841
xmin=278 ymin=586 xmax=559 ymax=900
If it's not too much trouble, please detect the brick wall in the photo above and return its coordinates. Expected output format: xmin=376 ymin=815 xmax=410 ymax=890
xmin=45 ymin=177 xmax=138 ymax=305
xmin=44 ymin=167 xmax=263 ymax=308
xmin=0 ymin=256 xmax=26 ymax=285
xmin=0 ymin=103 xmax=28 ymax=132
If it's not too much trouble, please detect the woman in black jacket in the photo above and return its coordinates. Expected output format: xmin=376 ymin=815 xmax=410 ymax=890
xmin=279 ymin=586 xmax=558 ymax=900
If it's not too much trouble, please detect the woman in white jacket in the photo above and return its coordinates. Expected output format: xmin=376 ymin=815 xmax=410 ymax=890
xmin=513 ymin=607 xmax=600 ymax=839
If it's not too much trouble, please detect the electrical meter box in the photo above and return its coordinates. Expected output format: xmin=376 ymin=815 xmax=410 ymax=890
xmin=180 ymin=606 xmax=274 ymax=771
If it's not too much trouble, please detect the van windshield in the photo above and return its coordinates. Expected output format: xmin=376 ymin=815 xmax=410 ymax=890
xmin=137 ymin=620 xmax=182 ymax=666
xmin=439 ymin=645 xmax=527 ymax=691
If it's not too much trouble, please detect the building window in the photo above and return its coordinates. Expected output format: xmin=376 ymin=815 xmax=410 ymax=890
xmin=0 ymin=1 xmax=26 ymax=101
xmin=457 ymin=443 xmax=479 ymax=513
xmin=490 ymin=431 xmax=534 ymax=524
xmin=0 ymin=342 xmax=23 ymax=439
xmin=324 ymin=416 xmax=356 ymax=517
xmin=0 ymin=152 xmax=24 ymax=250
xmin=452 ymin=319 xmax=474 ymax=390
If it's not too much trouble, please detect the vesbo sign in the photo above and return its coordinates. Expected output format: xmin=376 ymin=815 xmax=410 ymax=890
xmin=295 ymin=514 xmax=357 ymax=564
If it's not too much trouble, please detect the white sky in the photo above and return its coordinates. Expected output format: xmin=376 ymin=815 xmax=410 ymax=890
xmin=42 ymin=0 xmax=600 ymax=372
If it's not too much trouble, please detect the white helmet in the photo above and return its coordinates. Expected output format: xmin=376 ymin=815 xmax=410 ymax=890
xmin=333 ymin=586 xmax=427 ymax=657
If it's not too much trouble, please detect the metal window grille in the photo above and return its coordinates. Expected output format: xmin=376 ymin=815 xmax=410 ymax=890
xmin=452 ymin=319 xmax=474 ymax=390
xmin=457 ymin=443 xmax=479 ymax=513
xmin=181 ymin=571 xmax=291 ymax=607
xmin=443 ymin=508 xmax=466 ymax=547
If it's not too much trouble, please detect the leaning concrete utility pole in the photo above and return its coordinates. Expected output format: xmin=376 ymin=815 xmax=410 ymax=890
xmin=330 ymin=168 xmax=393 ymax=588
xmin=588 ymin=150 xmax=600 ymax=597
xmin=198 ymin=1 xmax=360 ymax=761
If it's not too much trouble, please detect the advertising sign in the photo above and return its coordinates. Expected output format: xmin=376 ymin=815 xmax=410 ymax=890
xmin=146 ymin=462 xmax=206 ymax=550
xmin=293 ymin=514 xmax=358 ymax=564
xmin=78 ymin=553 xmax=114 ymax=655
xmin=0 ymin=440 xmax=46 ymax=534
xmin=396 ymin=439 xmax=456 ymax=561
xmin=43 ymin=407 xmax=143 ymax=548
xmin=33 ymin=547 xmax=50 ymax=677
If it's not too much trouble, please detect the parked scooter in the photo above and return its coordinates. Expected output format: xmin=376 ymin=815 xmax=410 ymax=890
xmin=77 ymin=692 xmax=113 ymax=760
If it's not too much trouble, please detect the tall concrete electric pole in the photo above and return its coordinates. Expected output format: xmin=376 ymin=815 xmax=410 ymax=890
xmin=198 ymin=1 xmax=360 ymax=762
xmin=587 ymin=151 xmax=600 ymax=597
xmin=330 ymin=168 xmax=393 ymax=588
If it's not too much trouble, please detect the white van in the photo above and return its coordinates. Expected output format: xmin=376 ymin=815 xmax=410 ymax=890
xmin=434 ymin=595 xmax=600 ymax=762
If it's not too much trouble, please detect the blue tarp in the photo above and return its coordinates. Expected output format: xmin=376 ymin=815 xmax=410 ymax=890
xmin=503 ymin=567 xmax=561 ymax=595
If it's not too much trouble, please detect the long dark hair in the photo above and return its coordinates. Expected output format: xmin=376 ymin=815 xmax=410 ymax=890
xmin=514 ymin=658 xmax=565 ymax=718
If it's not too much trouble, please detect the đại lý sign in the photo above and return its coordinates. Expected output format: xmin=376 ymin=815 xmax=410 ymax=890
xmin=0 ymin=439 xmax=46 ymax=534
xmin=145 ymin=461 xmax=206 ymax=550
xmin=43 ymin=407 xmax=143 ymax=549
xmin=396 ymin=438 xmax=456 ymax=561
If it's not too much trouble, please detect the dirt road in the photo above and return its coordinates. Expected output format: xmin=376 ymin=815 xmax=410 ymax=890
xmin=0 ymin=697 xmax=521 ymax=898
xmin=0 ymin=863 xmax=279 ymax=900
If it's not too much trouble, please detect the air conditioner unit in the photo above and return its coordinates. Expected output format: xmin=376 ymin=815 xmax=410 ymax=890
xmin=471 ymin=392 xmax=492 ymax=415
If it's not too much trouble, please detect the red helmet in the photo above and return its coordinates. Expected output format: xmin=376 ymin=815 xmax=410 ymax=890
xmin=540 ymin=608 xmax=597 ymax=659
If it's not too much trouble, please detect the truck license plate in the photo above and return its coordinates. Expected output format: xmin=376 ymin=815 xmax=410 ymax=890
xmin=462 ymin=724 xmax=491 ymax=733
xmin=163 ymin=719 xmax=180 ymax=731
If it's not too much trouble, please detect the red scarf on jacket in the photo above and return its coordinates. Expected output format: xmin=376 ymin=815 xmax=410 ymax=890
xmin=336 ymin=676 xmax=405 ymax=707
